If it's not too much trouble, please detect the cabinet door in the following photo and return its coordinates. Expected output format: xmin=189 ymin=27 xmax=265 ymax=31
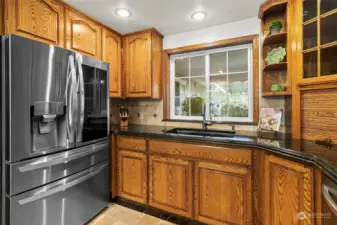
xmin=124 ymin=32 xmax=152 ymax=97
xmin=5 ymin=0 xmax=64 ymax=46
xmin=102 ymin=29 xmax=121 ymax=97
xmin=194 ymin=161 xmax=252 ymax=225
xmin=118 ymin=150 xmax=147 ymax=204
xmin=65 ymin=9 xmax=101 ymax=59
xmin=264 ymin=155 xmax=314 ymax=225
xmin=149 ymin=155 xmax=193 ymax=218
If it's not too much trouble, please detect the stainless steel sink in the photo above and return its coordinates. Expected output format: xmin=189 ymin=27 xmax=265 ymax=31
xmin=165 ymin=128 xmax=236 ymax=138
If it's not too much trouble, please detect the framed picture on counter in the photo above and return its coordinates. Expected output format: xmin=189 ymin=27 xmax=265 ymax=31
xmin=258 ymin=108 xmax=283 ymax=132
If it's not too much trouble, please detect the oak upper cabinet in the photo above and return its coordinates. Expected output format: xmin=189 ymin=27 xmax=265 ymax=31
xmin=102 ymin=28 xmax=122 ymax=97
xmin=124 ymin=29 xmax=163 ymax=98
xmin=194 ymin=161 xmax=252 ymax=225
xmin=118 ymin=150 xmax=147 ymax=204
xmin=65 ymin=9 xmax=101 ymax=59
xmin=148 ymin=155 xmax=193 ymax=218
xmin=264 ymin=154 xmax=314 ymax=225
xmin=5 ymin=0 xmax=64 ymax=46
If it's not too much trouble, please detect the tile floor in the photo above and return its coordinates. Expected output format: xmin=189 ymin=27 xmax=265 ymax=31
xmin=88 ymin=204 xmax=175 ymax=225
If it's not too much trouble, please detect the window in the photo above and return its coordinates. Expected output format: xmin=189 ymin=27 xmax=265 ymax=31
xmin=170 ymin=44 xmax=253 ymax=122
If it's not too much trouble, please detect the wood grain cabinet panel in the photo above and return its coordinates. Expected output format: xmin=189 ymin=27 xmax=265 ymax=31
xmin=118 ymin=150 xmax=147 ymax=204
xmin=264 ymin=154 xmax=314 ymax=225
xmin=148 ymin=155 xmax=193 ymax=218
xmin=102 ymin=28 xmax=121 ymax=97
xmin=123 ymin=29 xmax=163 ymax=98
xmin=194 ymin=161 xmax=252 ymax=225
xmin=301 ymin=88 xmax=337 ymax=144
xmin=124 ymin=32 xmax=152 ymax=97
xmin=65 ymin=9 xmax=101 ymax=59
xmin=5 ymin=0 xmax=64 ymax=46
xmin=118 ymin=136 xmax=147 ymax=152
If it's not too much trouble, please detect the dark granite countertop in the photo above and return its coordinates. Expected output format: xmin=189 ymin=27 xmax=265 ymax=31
xmin=111 ymin=124 xmax=337 ymax=184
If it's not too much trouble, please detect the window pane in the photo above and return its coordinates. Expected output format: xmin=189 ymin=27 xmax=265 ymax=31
xmin=228 ymin=74 xmax=249 ymax=118
xmin=175 ymin=58 xmax=189 ymax=78
xmin=190 ymin=56 xmax=205 ymax=77
xmin=303 ymin=22 xmax=318 ymax=50
xmin=321 ymin=0 xmax=337 ymax=15
xmin=303 ymin=0 xmax=317 ymax=22
xmin=321 ymin=13 xmax=337 ymax=45
xmin=190 ymin=77 xmax=206 ymax=116
xmin=174 ymin=78 xmax=188 ymax=116
xmin=303 ymin=51 xmax=318 ymax=78
xmin=210 ymin=52 xmax=227 ymax=75
xmin=228 ymin=49 xmax=248 ymax=73
xmin=210 ymin=75 xmax=229 ymax=117
xmin=321 ymin=45 xmax=337 ymax=76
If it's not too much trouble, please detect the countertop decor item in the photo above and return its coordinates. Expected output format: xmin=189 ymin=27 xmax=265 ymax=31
xmin=265 ymin=46 xmax=286 ymax=65
xmin=119 ymin=106 xmax=129 ymax=127
xmin=269 ymin=20 xmax=283 ymax=35
xmin=258 ymin=108 xmax=283 ymax=132
xmin=270 ymin=84 xmax=284 ymax=92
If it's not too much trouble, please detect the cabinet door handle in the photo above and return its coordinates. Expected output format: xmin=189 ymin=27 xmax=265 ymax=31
xmin=322 ymin=184 xmax=337 ymax=216
xmin=315 ymin=138 xmax=332 ymax=147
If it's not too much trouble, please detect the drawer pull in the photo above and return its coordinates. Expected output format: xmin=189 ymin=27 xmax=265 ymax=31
xmin=315 ymin=138 xmax=332 ymax=147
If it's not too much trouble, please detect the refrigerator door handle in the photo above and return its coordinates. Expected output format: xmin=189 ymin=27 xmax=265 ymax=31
xmin=18 ymin=162 xmax=107 ymax=205
xmin=76 ymin=54 xmax=85 ymax=143
xmin=66 ymin=55 xmax=77 ymax=145
xmin=17 ymin=141 xmax=108 ymax=172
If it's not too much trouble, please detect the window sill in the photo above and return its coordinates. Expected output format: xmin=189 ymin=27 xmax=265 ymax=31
xmin=162 ymin=119 xmax=257 ymax=126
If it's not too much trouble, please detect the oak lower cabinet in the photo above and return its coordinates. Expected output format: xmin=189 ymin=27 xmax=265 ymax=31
xmin=148 ymin=155 xmax=193 ymax=218
xmin=118 ymin=150 xmax=147 ymax=204
xmin=263 ymin=154 xmax=314 ymax=225
xmin=123 ymin=29 xmax=163 ymax=98
xmin=194 ymin=161 xmax=252 ymax=225
xmin=4 ymin=0 xmax=64 ymax=46
xmin=65 ymin=9 xmax=102 ymax=59
xmin=102 ymin=28 xmax=122 ymax=97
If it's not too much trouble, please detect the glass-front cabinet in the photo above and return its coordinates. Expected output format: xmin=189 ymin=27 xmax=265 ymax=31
xmin=303 ymin=0 xmax=337 ymax=80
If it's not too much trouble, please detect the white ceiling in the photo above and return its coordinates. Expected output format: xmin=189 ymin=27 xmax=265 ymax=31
xmin=64 ymin=0 xmax=264 ymax=35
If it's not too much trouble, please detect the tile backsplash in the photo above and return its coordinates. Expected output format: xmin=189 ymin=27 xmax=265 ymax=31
xmin=110 ymin=97 xmax=290 ymax=133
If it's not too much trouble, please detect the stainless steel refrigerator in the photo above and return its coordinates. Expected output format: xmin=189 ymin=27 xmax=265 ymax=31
xmin=1 ymin=34 xmax=110 ymax=225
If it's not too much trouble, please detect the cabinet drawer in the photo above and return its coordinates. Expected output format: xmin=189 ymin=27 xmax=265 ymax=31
xmin=118 ymin=136 xmax=147 ymax=152
xmin=301 ymin=88 xmax=337 ymax=143
xmin=148 ymin=140 xmax=251 ymax=166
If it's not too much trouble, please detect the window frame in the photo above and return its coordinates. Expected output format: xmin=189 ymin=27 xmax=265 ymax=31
xmin=169 ymin=44 xmax=254 ymax=123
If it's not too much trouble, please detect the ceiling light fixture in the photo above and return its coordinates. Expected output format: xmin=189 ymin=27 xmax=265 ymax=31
xmin=191 ymin=11 xmax=207 ymax=21
xmin=115 ymin=8 xmax=132 ymax=18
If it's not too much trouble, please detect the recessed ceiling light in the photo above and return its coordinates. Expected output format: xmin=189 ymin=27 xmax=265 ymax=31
xmin=115 ymin=8 xmax=132 ymax=18
xmin=191 ymin=11 xmax=207 ymax=21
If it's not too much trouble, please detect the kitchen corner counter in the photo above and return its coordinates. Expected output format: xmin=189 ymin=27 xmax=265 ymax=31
xmin=110 ymin=124 xmax=337 ymax=184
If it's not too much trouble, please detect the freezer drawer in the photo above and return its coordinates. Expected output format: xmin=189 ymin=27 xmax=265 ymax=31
xmin=7 ymin=161 xmax=109 ymax=225
xmin=7 ymin=141 xmax=108 ymax=196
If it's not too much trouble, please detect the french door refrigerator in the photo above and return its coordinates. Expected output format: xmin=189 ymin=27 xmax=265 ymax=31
xmin=1 ymin=34 xmax=110 ymax=225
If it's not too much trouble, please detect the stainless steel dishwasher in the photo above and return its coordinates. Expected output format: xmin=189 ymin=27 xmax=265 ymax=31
xmin=322 ymin=175 xmax=337 ymax=224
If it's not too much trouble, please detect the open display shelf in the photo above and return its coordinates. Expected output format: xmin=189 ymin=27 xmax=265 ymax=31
xmin=264 ymin=62 xmax=287 ymax=71
xmin=259 ymin=0 xmax=291 ymax=97
xmin=263 ymin=32 xmax=287 ymax=46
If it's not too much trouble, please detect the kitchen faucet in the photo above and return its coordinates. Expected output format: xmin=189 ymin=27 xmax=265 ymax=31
xmin=201 ymin=102 xmax=212 ymax=130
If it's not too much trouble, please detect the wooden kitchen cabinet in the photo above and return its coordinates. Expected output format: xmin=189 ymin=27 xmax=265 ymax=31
xmin=148 ymin=154 xmax=193 ymax=218
xmin=118 ymin=150 xmax=147 ymax=204
xmin=4 ymin=0 xmax=64 ymax=46
xmin=194 ymin=161 xmax=252 ymax=225
xmin=102 ymin=28 xmax=122 ymax=97
xmin=123 ymin=29 xmax=163 ymax=98
xmin=65 ymin=9 xmax=101 ymax=59
xmin=263 ymin=154 xmax=314 ymax=225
